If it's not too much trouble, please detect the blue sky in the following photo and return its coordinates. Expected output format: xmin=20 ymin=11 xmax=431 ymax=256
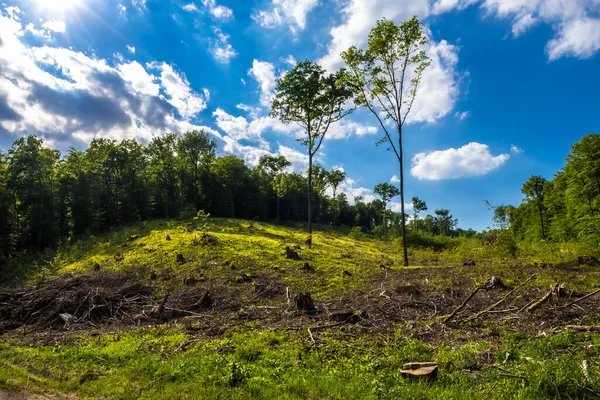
xmin=1 ymin=0 xmax=599 ymax=231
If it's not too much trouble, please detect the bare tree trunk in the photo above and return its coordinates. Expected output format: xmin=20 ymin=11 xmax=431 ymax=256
xmin=307 ymin=153 xmax=313 ymax=248
xmin=538 ymin=201 xmax=546 ymax=240
xmin=398 ymin=125 xmax=408 ymax=266
xmin=277 ymin=196 xmax=281 ymax=219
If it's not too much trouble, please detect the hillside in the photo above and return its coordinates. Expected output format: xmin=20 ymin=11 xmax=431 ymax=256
xmin=0 ymin=218 xmax=599 ymax=399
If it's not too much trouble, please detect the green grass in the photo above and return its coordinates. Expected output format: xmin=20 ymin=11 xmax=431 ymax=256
xmin=1 ymin=327 xmax=598 ymax=399
xmin=2 ymin=217 xmax=600 ymax=398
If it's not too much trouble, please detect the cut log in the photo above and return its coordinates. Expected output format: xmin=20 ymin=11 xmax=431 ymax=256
xmin=403 ymin=362 xmax=439 ymax=370
xmin=401 ymin=364 xmax=438 ymax=382
xmin=444 ymin=286 xmax=481 ymax=324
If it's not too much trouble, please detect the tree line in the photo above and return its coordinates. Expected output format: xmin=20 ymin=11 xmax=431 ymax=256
xmin=0 ymin=132 xmax=469 ymax=263
xmin=491 ymin=133 xmax=600 ymax=251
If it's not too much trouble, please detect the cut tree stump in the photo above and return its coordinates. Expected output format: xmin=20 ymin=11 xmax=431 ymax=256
xmin=301 ymin=262 xmax=315 ymax=272
xmin=176 ymin=254 xmax=187 ymax=264
xmin=166 ymin=234 xmax=171 ymax=241
xmin=285 ymin=246 xmax=301 ymax=260
xmin=401 ymin=362 xmax=439 ymax=382
xmin=294 ymin=292 xmax=317 ymax=314
xmin=329 ymin=311 xmax=361 ymax=323
xmin=485 ymin=276 xmax=506 ymax=290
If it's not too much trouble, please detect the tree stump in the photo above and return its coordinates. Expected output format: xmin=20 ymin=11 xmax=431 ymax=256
xmin=294 ymin=292 xmax=317 ymax=313
xmin=485 ymin=276 xmax=506 ymax=290
xmin=301 ymin=262 xmax=315 ymax=272
xmin=176 ymin=254 xmax=187 ymax=264
xmin=166 ymin=234 xmax=171 ymax=241
xmin=285 ymin=246 xmax=300 ymax=260
xmin=401 ymin=362 xmax=439 ymax=382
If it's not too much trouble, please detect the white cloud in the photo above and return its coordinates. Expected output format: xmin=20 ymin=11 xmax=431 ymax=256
xmin=432 ymin=0 xmax=477 ymax=14
xmin=282 ymin=55 xmax=297 ymax=66
xmin=117 ymin=61 xmax=160 ymax=96
xmin=252 ymin=0 xmax=319 ymax=34
xmin=131 ymin=0 xmax=147 ymax=11
xmin=389 ymin=201 xmax=414 ymax=213
xmin=118 ymin=4 xmax=127 ymax=16
xmin=512 ymin=13 xmax=537 ymax=37
xmin=42 ymin=20 xmax=66 ymax=33
xmin=326 ymin=119 xmax=378 ymax=140
xmin=248 ymin=59 xmax=277 ymax=107
xmin=405 ymin=39 xmax=461 ymax=124
xmin=510 ymin=145 xmax=523 ymax=154
xmin=0 ymin=11 xmax=211 ymax=148
xmin=455 ymin=111 xmax=469 ymax=120
xmin=126 ymin=45 xmax=136 ymax=54
xmin=546 ymin=17 xmax=600 ymax=60
xmin=182 ymin=3 xmax=199 ymax=12
xmin=148 ymin=62 xmax=208 ymax=119
xmin=210 ymin=28 xmax=237 ymax=63
xmin=201 ymin=0 xmax=234 ymax=20
xmin=212 ymin=5 xmax=234 ymax=19
xmin=411 ymin=142 xmax=510 ymax=180
xmin=390 ymin=175 xmax=400 ymax=183
xmin=435 ymin=0 xmax=600 ymax=60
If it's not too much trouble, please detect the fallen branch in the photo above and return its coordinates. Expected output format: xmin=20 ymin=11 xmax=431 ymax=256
xmin=307 ymin=321 xmax=346 ymax=343
xmin=563 ymin=288 xmax=600 ymax=308
xmin=157 ymin=291 xmax=170 ymax=315
xmin=444 ymin=286 xmax=481 ymax=325
xmin=526 ymin=284 xmax=557 ymax=313
xmin=466 ymin=274 xmax=536 ymax=321
xmin=565 ymin=325 xmax=600 ymax=333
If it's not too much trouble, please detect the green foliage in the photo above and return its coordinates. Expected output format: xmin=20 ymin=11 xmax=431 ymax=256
xmin=270 ymin=59 xmax=354 ymax=245
xmin=509 ymin=133 xmax=600 ymax=255
xmin=342 ymin=16 xmax=431 ymax=266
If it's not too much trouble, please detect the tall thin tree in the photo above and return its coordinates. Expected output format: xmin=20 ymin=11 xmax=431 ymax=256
xmin=342 ymin=16 xmax=431 ymax=266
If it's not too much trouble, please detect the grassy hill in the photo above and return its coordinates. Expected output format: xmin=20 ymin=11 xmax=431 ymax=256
xmin=1 ymin=218 xmax=599 ymax=399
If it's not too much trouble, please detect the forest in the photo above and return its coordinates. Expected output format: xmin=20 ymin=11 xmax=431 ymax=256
xmin=1 ymin=131 xmax=599 ymax=268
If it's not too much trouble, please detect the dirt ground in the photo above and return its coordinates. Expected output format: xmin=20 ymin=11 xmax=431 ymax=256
xmin=1 ymin=263 xmax=599 ymax=347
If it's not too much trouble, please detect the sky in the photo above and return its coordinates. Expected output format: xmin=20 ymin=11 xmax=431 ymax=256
xmin=0 ymin=0 xmax=599 ymax=231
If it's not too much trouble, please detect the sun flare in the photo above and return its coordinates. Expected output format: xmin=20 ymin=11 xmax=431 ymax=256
xmin=36 ymin=0 xmax=82 ymax=12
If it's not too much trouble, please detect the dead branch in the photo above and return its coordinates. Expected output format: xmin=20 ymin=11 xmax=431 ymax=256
xmin=466 ymin=274 xmax=536 ymax=321
xmin=565 ymin=325 xmax=600 ymax=333
xmin=157 ymin=291 xmax=170 ymax=315
xmin=526 ymin=284 xmax=558 ymax=312
xmin=443 ymin=286 xmax=481 ymax=325
xmin=563 ymin=288 xmax=600 ymax=308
